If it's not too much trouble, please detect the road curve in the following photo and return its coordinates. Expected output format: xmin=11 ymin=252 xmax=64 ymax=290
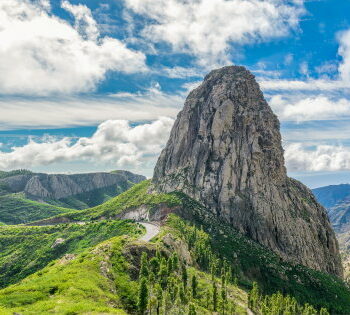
xmin=138 ymin=222 xmax=160 ymax=242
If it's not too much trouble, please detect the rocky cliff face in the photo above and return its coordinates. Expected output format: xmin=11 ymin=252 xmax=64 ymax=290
xmin=153 ymin=66 xmax=342 ymax=277
xmin=1 ymin=171 xmax=146 ymax=200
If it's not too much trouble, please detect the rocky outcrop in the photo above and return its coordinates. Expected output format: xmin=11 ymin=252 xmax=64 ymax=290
xmin=153 ymin=66 xmax=342 ymax=277
xmin=1 ymin=171 xmax=146 ymax=200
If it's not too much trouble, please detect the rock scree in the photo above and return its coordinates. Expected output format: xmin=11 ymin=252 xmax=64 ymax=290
xmin=153 ymin=65 xmax=342 ymax=277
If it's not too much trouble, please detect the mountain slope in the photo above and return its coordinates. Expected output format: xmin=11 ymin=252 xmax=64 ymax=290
xmin=21 ymin=180 xmax=350 ymax=313
xmin=0 ymin=170 xmax=145 ymax=208
xmin=0 ymin=219 xmax=142 ymax=288
xmin=0 ymin=200 xmax=345 ymax=314
xmin=0 ymin=170 xmax=145 ymax=224
xmin=153 ymin=65 xmax=341 ymax=276
xmin=0 ymin=193 xmax=72 ymax=225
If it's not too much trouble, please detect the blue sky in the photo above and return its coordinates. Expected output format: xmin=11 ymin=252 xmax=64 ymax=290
xmin=1 ymin=0 xmax=350 ymax=188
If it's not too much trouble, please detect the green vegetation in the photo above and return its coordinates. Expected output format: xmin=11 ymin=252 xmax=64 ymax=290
xmin=45 ymin=185 xmax=129 ymax=210
xmin=0 ymin=220 xmax=142 ymax=288
xmin=0 ymin=236 xmax=130 ymax=315
xmin=0 ymin=180 xmax=349 ymax=314
xmin=0 ymin=193 xmax=72 ymax=225
xmin=0 ymin=169 xmax=32 ymax=179
xmin=39 ymin=180 xmax=181 ymax=223
xmin=161 ymin=204 xmax=350 ymax=314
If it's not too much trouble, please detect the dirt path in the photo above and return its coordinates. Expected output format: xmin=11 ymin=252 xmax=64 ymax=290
xmin=138 ymin=222 xmax=160 ymax=242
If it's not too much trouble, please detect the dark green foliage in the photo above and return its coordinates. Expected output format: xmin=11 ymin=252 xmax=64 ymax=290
xmin=140 ymin=252 xmax=149 ymax=279
xmin=138 ymin=277 xmax=149 ymax=314
xmin=188 ymin=303 xmax=196 ymax=315
xmin=0 ymin=169 xmax=32 ymax=179
xmin=213 ymin=282 xmax=218 ymax=311
xmin=182 ymin=264 xmax=188 ymax=287
xmin=249 ymin=283 xmax=329 ymax=315
xmin=165 ymin=193 xmax=350 ymax=314
xmin=191 ymin=274 xmax=198 ymax=299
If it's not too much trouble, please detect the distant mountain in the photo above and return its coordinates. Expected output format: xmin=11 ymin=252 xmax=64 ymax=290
xmin=0 ymin=170 xmax=145 ymax=224
xmin=313 ymin=184 xmax=350 ymax=233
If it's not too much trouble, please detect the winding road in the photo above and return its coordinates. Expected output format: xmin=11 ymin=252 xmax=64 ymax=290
xmin=138 ymin=222 xmax=160 ymax=242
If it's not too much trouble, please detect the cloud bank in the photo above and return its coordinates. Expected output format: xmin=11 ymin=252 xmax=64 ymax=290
xmin=285 ymin=143 xmax=350 ymax=172
xmin=124 ymin=0 xmax=304 ymax=66
xmin=0 ymin=0 xmax=146 ymax=95
xmin=0 ymin=118 xmax=174 ymax=170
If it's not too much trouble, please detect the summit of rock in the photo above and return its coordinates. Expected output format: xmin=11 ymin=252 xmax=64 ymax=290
xmin=153 ymin=65 xmax=342 ymax=277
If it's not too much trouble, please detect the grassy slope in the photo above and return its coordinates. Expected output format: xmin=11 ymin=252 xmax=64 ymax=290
xmin=0 ymin=227 xmax=248 ymax=315
xmin=0 ymin=193 xmax=72 ymax=225
xmin=0 ymin=220 xmax=143 ymax=288
xmin=0 ymin=180 xmax=349 ymax=313
xmin=34 ymin=180 xmax=181 ymax=223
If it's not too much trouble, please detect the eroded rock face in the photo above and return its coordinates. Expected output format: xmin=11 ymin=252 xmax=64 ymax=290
xmin=1 ymin=171 xmax=146 ymax=200
xmin=153 ymin=66 xmax=342 ymax=277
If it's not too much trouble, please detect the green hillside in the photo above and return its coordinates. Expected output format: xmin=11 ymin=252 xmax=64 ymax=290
xmin=0 ymin=220 xmax=142 ymax=288
xmin=1 ymin=180 xmax=348 ymax=314
xmin=0 ymin=216 xmax=330 ymax=315
xmin=0 ymin=193 xmax=73 ymax=225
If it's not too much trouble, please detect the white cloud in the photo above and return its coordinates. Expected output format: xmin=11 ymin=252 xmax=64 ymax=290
xmin=124 ymin=0 xmax=304 ymax=66
xmin=285 ymin=143 xmax=350 ymax=172
xmin=270 ymin=95 xmax=350 ymax=121
xmin=0 ymin=0 xmax=147 ymax=96
xmin=0 ymin=89 xmax=183 ymax=130
xmin=0 ymin=118 xmax=174 ymax=170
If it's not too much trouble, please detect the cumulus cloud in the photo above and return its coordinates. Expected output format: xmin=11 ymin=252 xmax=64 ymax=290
xmin=0 ymin=118 xmax=174 ymax=170
xmin=124 ymin=0 xmax=304 ymax=66
xmin=285 ymin=143 xmax=350 ymax=172
xmin=270 ymin=95 xmax=350 ymax=121
xmin=0 ymin=0 xmax=147 ymax=95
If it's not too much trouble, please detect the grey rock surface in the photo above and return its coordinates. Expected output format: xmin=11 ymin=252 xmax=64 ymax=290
xmin=153 ymin=66 xmax=342 ymax=277
xmin=1 ymin=171 xmax=145 ymax=200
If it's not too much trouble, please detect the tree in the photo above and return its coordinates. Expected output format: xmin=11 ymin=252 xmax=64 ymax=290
xmin=188 ymin=303 xmax=196 ymax=315
xmin=138 ymin=277 xmax=149 ymax=314
xmin=320 ymin=308 xmax=330 ymax=315
xmin=182 ymin=264 xmax=188 ymax=287
xmin=159 ymin=258 xmax=168 ymax=289
xmin=167 ymin=256 xmax=173 ymax=274
xmin=154 ymin=284 xmax=163 ymax=315
xmin=191 ymin=274 xmax=198 ymax=299
xmin=213 ymin=282 xmax=218 ymax=311
xmin=248 ymin=282 xmax=259 ymax=310
xmin=140 ymin=252 xmax=149 ymax=279
xmin=150 ymin=256 xmax=160 ymax=274
xmin=179 ymin=285 xmax=188 ymax=305
xmin=172 ymin=253 xmax=179 ymax=271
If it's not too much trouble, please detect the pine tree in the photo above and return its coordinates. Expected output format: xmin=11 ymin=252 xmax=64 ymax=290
xmin=182 ymin=264 xmax=188 ymax=287
xmin=140 ymin=252 xmax=149 ymax=279
xmin=167 ymin=256 xmax=173 ymax=274
xmin=172 ymin=253 xmax=179 ymax=271
xmin=159 ymin=258 xmax=168 ymax=289
xmin=179 ymin=285 xmax=188 ymax=305
xmin=150 ymin=256 xmax=160 ymax=274
xmin=213 ymin=282 xmax=218 ymax=311
xmin=188 ymin=303 xmax=196 ymax=315
xmin=248 ymin=282 xmax=259 ymax=310
xmin=320 ymin=308 xmax=330 ymax=315
xmin=138 ymin=277 xmax=149 ymax=314
xmin=191 ymin=274 xmax=198 ymax=299
xmin=154 ymin=284 xmax=163 ymax=315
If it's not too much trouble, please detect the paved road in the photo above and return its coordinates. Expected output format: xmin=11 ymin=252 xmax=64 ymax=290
xmin=138 ymin=222 xmax=160 ymax=242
